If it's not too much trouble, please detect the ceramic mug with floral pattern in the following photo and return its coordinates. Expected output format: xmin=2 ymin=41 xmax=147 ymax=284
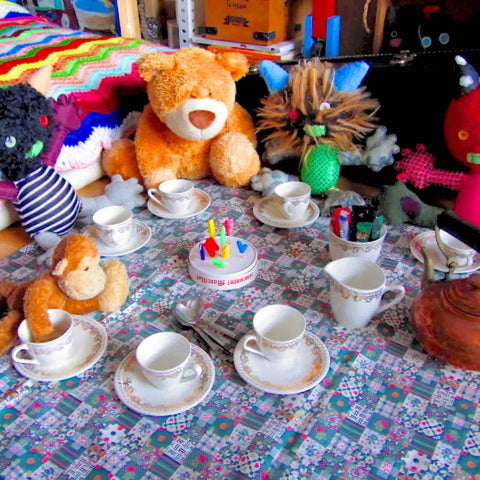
xmin=243 ymin=304 xmax=305 ymax=363
xmin=136 ymin=332 xmax=202 ymax=390
xmin=329 ymin=224 xmax=387 ymax=263
xmin=11 ymin=309 xmax=74 ymax=366
xmin=274 ymin=181 xmax=311 ymax=220
xmin=93 ymin=205 xmax=133 ymax=248
xmin=325 ymin=257 xmax=405 ymax=329
xmin=148 ymin=179 xmax=194 ymax=215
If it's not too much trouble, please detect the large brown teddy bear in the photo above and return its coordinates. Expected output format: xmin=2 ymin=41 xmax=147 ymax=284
xmin=103 ymin=47 xmax=261 ymax=188
xmin=0 ymin=234 xmax=129 ymax=354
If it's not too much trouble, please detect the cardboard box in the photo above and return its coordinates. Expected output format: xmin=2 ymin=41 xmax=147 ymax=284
xmin=204 ymin=0 xmax=291 ymax=45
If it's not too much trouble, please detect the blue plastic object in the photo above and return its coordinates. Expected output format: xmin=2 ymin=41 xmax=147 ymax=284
xmin=325 ymin=15 xmax=341 ymax=57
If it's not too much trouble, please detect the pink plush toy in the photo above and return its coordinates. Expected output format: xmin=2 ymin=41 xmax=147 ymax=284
xmin=394 ymin=144 xmax=466 ymax=190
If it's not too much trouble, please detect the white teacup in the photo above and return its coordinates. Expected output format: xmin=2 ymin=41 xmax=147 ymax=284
xmin=243 ymin=304 xmax=305 ymax=363
xmin=436 ymin=228 xmax=476 ymax=267
xmin=93 ymin=205 xmax=133 ymax=248
xmin=148 ymin=179 xmax=194 ymax=215
xmin=325 ymin=257 xmax=405 ymax=329
xmin=136 ymin=332 xmax=202 ymax=390
xmin=329 ymin=224 xmax=388 ymax=263
xmin=274 ymin=181 xmax=311 ymax=220
xmin=11 ymin=309 xmax=74 ymax=366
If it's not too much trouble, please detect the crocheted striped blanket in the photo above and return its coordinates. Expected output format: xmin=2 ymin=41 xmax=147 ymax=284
xmin=0 ymin=14 xmax=171 ymax=174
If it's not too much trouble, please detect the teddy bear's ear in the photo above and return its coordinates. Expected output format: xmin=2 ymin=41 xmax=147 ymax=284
xmin=214 ymin=52 xmax=249 ymax=81
xmin=138 ymin=53 xmax=176 ymax=82
xmin=51 ymin=258 xmax=68 ymax=277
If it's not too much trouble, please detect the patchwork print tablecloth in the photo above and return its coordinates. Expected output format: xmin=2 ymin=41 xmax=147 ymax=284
xmin=1 ymin=181 xmax=479 ymax=480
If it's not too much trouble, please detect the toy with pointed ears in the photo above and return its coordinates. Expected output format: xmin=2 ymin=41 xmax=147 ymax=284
xmin=0 ymin=65 xmax=145 ymax=264
xmin=445 ymin=56 xmax=480 ymax=227
xmin=392 ymin=56 xmax=480 ymax=226
xmin=256 ymin=58 xmax=380 ymax=194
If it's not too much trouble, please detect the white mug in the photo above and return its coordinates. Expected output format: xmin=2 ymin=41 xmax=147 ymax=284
xmin=148 ymin=179 xmax=194 ymax=215
xmin=11 ymin=309 xmax=74 ymax=366
xmin=325 ymin=257 xmax=405 ymax=330
xmin=436 ymin=228 xmax=476 ymax=268
xmin=329 ymin=224 xmax=388 ymax=263
xmin=136 ymin=332 xmax=202 ymax=390
xmin=274 ymin=181 xmax=311 ymax=220
xmin=243 ymin=304 xmax=305 ymax=363
xmin=93 ymin=205 xmax=132 ymax=248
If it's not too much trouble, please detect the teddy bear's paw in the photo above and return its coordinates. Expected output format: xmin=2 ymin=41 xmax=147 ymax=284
xmin=105 ymin=175 xmax=146 ymax=208
xmin=210 ymin=132 xmax=260 ymax=187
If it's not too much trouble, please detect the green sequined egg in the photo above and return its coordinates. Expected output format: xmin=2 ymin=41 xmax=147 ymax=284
xmin=300 ymin=144 xmax=340 ymax=194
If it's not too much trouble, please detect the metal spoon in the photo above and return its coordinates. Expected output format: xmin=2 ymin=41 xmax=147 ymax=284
xmin=174 ymin=310 xmax=232 ymax=356
xmin=169 ymin=314 xmax=211 ymax=355
xmin=179 ymin=297 xmax=238 ymax=341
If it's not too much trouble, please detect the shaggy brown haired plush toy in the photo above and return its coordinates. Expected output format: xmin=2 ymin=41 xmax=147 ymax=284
xmin=257 ymin=58 xmax=380 ymax=193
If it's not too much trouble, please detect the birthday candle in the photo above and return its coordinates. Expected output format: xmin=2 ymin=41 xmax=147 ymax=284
xmin=208 ymin=219 xmax=216 ymax=238
xmin=222 ymin=244 xmax=230 ymax=259
xmin=212 ymin=258 xmax=225 ymax=268
xmin=199 ymin=243 xmax=206 ymax=260
xmin=220 ymin=226 xmax=227 ymax=246
xmin=223 ymin=218 xmax=234 ymax=237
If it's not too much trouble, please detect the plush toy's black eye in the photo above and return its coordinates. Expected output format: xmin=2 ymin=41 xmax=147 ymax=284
xmin=4 ymin=136 xmax=16 ymax=148
xmin=84 ymin=266 xmax=89 ymax=271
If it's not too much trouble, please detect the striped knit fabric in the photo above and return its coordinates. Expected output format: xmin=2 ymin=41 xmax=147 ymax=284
xmin=13 ymin=165 xmax=81 ymax=236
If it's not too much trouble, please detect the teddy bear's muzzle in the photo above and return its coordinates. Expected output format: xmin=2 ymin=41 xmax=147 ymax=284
xmin=188 ymin=110 xmax=216 ymax=130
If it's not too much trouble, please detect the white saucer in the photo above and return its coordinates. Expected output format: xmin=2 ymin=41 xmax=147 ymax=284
xmin=114 ymin=345 xmax=215 ymax=417
xmin=253 ymin=196 xmax=320 ymax=229
xmin=82 ymin=220 xmax=151 ymax=257
xmin=410 ymin=230 xmax=480 ymax=274
xmin=148 ymin=189 xmax=211 ymax=219
xmin=234 ymin=331 xmax=330 ymax=395
xmin=12 ymin=316 xmax=107 ymax=382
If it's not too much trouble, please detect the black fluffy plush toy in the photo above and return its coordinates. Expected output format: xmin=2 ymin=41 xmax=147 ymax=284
xmin=0 ymin=65 xmax=145 ymax=264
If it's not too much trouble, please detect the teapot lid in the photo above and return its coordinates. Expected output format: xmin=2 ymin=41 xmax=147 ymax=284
xmin=444 ymin=273 xmax=480 ymax=316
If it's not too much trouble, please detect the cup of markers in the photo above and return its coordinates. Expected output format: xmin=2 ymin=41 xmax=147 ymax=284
xmin=328 ymin=206 xmax=387 ymax=263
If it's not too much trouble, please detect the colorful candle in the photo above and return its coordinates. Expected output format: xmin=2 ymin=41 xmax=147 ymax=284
xmin=220 ymin=226 xmax=227 ymax=246
xmin=208 ymin=219 xmax=216 ymax=238
xmin=212 ymin=258 xmax=225 ymax=268
xmin=199 ymin=243 xmax=206 ymax=260
xmin=222 ymin=244 xmax=230 ymax=259
xmin=223 ymin=218 xmax=234 ymax=237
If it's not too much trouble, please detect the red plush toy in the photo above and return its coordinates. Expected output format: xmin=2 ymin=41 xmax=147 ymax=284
xmin=394 ymin=56 xmax=480 ymax=226
xmin=445 ymin=56 xmax=480 ymax=226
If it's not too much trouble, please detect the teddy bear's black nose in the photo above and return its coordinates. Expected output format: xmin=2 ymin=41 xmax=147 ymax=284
xmin=189 ymin=110 xmax=215 ymax=130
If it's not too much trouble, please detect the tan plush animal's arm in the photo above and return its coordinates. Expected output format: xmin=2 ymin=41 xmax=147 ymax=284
xmin=96 ymin=260 xmax=129 ymax=312
xmin=23 ymin=276 xmax=62 ymax=342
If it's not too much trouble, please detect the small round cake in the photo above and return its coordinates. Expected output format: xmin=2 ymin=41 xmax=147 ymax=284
xmin=188 ymin=236 xmax=257 ymax=290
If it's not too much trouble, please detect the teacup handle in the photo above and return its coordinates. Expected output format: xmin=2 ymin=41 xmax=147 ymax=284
xmin=11 ymin=344 xmax=39 ymax=365
xmin=280 ymin=200 xmax=295 ymax=219
xmin=243 ymin=334 xmax=268 ymax=359
xmin=147 ymin=189 xmax=166 ymax=209
xmin=374 ymin=284 xmax=406 ymax=316
xmin=180 ymin=361 xmax=202 ymax=384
